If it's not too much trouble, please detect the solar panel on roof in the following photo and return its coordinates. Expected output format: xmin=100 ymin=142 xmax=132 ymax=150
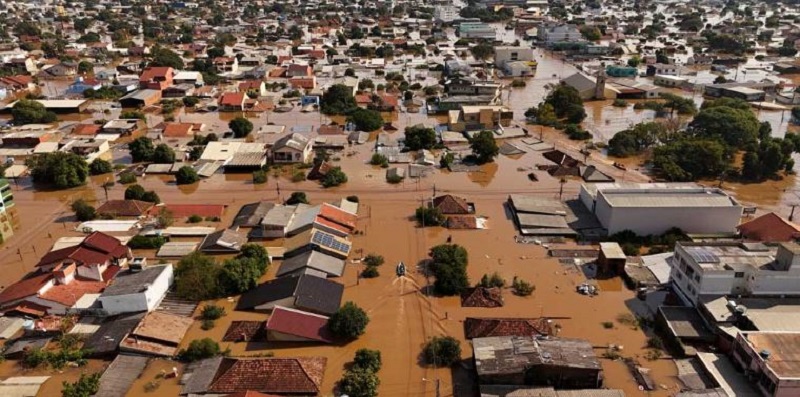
xmin=686 ymin=247 xmax=720 ymax=263
xmin=311 ymin=231 xmax=351 ymax=254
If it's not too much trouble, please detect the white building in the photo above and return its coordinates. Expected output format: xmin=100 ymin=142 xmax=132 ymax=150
xmin=97 ymin=264 xmax=174 ymax=315
xmin=579 ymin=183 xmax=743 ymax=236
xmin=670 ymin=242 xmax=800 ymax=306
xmin=495 ymin=46 xmax=535 ymax=66
xmin=537 ymin=24 xmax=582 ymax=44
xmin=434 ymin=5 xmax=459 ymax=23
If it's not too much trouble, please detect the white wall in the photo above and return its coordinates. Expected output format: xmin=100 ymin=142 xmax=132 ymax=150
xmin=595 ymin=200 xmax=742 ymax=235
xmin=98 ymin=265 xmax=173 ymax=315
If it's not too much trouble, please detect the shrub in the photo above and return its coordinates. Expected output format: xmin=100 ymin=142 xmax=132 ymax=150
xmin=423 ymin=336 xmax=461 ymax=367
xmin=89 ymin=159 xmax=113 ymax=175
xmin=415 ymin=206 xmax=445 ymax=226
xmin=61 ymin=372 xmax=101 ymax=397
xmin=512 ymin=276 xmax=535 ymax=296
xmin=187 ymin=214 xmax=203 ymax=223
xmin=386 ymin=173 xmax=403 ymax=184
xmin=511 ymin=79 xmax=526 ymax=88
xmin=175 ymin=166 xmax=199 ymax=185
xmin=361 ymin=266 xmax=379 ymax=278
xmin=253 ymin=170 xmax=268 ymax=184
xmin=370 ymin=153 xmax=389 ymax=167
xmin=612 ymin=99 xmax=628 ymax=107
xmin=286 ymin=192 xmax=309 ymax=205
xmin=178 ymin=338 xmax=222 ymax=362
xmin=646 ymin=336 xmax=664 ymax=349
xmin=118 ymin=172 xmax=136 ymax=184
xmin=478 ymin=272 xmax=505 ymax=288
xmin=127 ymin=235 xmax=166 ymax=249
xmin=71 ymin=199 xmax=96 ymax=222
xmin=328 ymin=301 xmax=369 ymax=339
xmin=201 ymin=319 xmax=215 ymax=330
xmin=346 ymin=195 xmax=359 ymax=203
xmin=338 ymin=368 xmax=379 ymax=397
xmin=601 ymin=321 xmax=614 ymax=329
xmin=201 ymin=304 xmax=226 ymax=320
xmin=321 ymin=166 xmax=348 ymax=188
xmin=353 ymin=348 xmax=382 ymax=372
xmin=363 ymin=254 xmax=384 ymax=267
xmin=291 ymin=170 xmax=306 ymax=182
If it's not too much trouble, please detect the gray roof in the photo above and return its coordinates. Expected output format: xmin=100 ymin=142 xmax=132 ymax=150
xmin=225 ymin=151 xmax=267 ymax=167
xmin=473 ymin=336 xmax=600 ymax=378
xmin=0 ymin=317 xmax=25 ymax=339
xmin=658 ymin=306 xmax=715 ymax=340
xmin=601 ymin=190 xmax=737 ymax=208
xmin=276 ymin=250 xmax=346 ymax=277
xmin=156 ymin=242 xmax=198 ymax=257
xmin=261 ymin=204 xmax=303 ymax=227
xmin=516 ymin=213 xmax=569 ymax=229
xmin=508 ymin=195 xmax=566 ymax=215
xmin=286 ymin=205 xmax=321 ymax=235
xmin=180 ymin=356 xmax=224 ymax=395
xmin=4 ymin=336 xmax=51 ymax=357
xmin=84 ymin=312 xmax=146 ymax=356
xmin=200 ymin=229 xmax=247 ymax=252
xmin=232 ymin=202 xmax=276 ymax=228
xmin=94 ymin=354 xmax=149 ymax=397
xmin=273 ymin=132 xmax=310 ymax=152
xmin=101 ymin=265 xmax=171 ymax=297
xmin=120 ymin=89 xmax=160 ymax=101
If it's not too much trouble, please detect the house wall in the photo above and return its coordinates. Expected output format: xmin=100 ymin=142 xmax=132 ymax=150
xmin=254 ymin=297 xmax=296 ymax=312
xmin=594 ymin=198 xmax=742 ymax=235
xmin=77 ymin=262 xmax=109 ymax=281
xmin=267 ymin=330 xmax=316 ymax=342
xmin=731 ymin=334 xmax=786 ymax=397
xmin=98 ymin=266 xmax=173 ymax=315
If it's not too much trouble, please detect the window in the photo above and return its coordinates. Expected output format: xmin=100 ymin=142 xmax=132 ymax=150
xmin=694 ymin=274 xmax=700 ymax=283
xmin=735 ymin=272 xmax=745 ymax=278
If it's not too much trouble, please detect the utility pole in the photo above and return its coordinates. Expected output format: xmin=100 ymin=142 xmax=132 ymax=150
xmin=791 ymin=204 xmax=799 ymax=222
xmin=435 ymin=379 xmax=440 ymax=397
xmin=558 ymin=177 xmax=566 ymax=200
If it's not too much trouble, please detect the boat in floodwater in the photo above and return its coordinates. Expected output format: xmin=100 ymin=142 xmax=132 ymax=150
xmin=396 ymin=262 xmax=406 ymax=276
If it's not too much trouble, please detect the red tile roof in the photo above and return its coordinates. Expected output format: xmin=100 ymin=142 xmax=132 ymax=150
xmin=266 ymin=306 xmax=332 ymax=343
xmin=238 ymin=81 xmax=263 ymax=91
xmin=222 ymin=321 xmax=266 ymax=342
xmin=139 ymin=66 xmax=173 ymax=82
xmin=433 ymin=195 xmax=471 ymax=215
xmin=72 ymin=124 xmax=101 ymax=136
xmin=464 ymin=317 xmax=552 ymax=339
xmin=0 ymin=273 xmax=52 ymax=306
xmin=737 ymin=212 xmax=800 ymax=242
xmin=461 ymin=287 xmax=504 ymax=308
xmin=96 ymin=200 xmax=154 ymax=217
xmin=318 ymin=203 xmax=357 ymax=230
xmin=162 ymin=123 xmax=194 ymax=138
xmin=37 ymin=232 xmax=129 ymax=268
xmin=355 ymin=94 xmax=372 ymax=105
xmin=3 ymin=301 xmax=49 ymax=317
xmin=224 ymin=392 xmax=282 ymax=397
xmin=147 ymin=204 xmax=226 ymax=219
xmin=39 ymin=277 xmax=108 ymax=306
xmin=208 ymin=357 xmax=326 ymax=394
xmin=219 ymin=92 xmax=246 ymax=107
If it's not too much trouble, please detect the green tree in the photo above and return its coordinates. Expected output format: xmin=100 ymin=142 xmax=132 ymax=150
xmin=149 ymin=46 xmax=184 ymax=69
xmin=415 ymin=206 xmax=445 ymax=226
xmin=229 ymin=117 xmax=254 ymax=138
xmin=470 ymin=130 xmax=499 ymax=164
xmin=403 ymin=125 xmax=437 ymax=150
xmin=175 ymin=166 xmax=199 ymax=185
xmin=322 ymin=167 xmax=348 ymax=188
xmin=652 ymin=139 xmax=729 ymax=181
xmin=88 ymin=159 xmax=113 ymax=175
xmin=423 ymin=336 xmax=462 ymax=367
xmin=321 ymin=84 xmax=357 ymax=115
xmin=470 ymin=42 xmax=494 ymax=60
xmin=580 ymin=26 xmax=602 ymax=40
xmin=61 ymin=372 xmax=101 ymax=397
xmin=429 ymin=244 xmax=469 ymax=295
xmin=27 ymin=152 xmax=88 ymax=189
xmin=174 ymin=252 xmax=220 ymax=301
xmin=152 ymin=144 xmax=176 ymax=164
xmin=124 ymin=184 xmax=146 ymax=200
xmin=348 ymin=108 xmax=384 ymax=131
xmin=219 ymin=257 xmax=262 ymax=296
xmin=543 ymin=85 xmax=585 ymax=123
xmin=688 ymin=105 xmax=759 ymax=149
xmin=77 ymin=61 xmax=93 ymax=74
xmin=353 ymin=349 xmax=382 ymax=372
xmin=660 ymin=93 xmax=698 ymax=116
xmin=178 ymin=338 xmax=222 ymax=362
xmin=238 ymin=243 xmax=270 ymax=272
xmin=329 ymin=302 xmax=370 ymax=339
xmin=607 ymin=122 xmax=665 ymax=157
xmin=71 ymin=199 xmax=96 ymax=222
xmin=338 ymin=369 xmax=379 ymax=397
xmin=11 ymin=99 xmax=57 ymax=124
xmin=286 ymin=192 xmax=309 ymax=205
xmin=128 ymin=137 xmax=155 ymax=162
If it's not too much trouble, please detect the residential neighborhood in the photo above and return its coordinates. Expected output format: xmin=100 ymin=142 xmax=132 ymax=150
xmin=4 ymin=0 xmax=800 ymax=396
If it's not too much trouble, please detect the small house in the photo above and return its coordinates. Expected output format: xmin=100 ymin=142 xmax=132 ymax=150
xmin=199 ymin=229 xmax=248 ymax=253
xmin=271 ymin=133 xmax=313 ymax=164
xmin=265 ymin=306 xmax=332 ymax=343
xmin=97 ymin=265 xmax=173 ymax=315
xmin=218 ymin=92 xmax=246 ymax=112
xmin=236 ymin=274 xmax=344 ymax=316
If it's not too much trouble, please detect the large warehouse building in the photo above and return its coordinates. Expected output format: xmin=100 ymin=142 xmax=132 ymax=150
xmin=579 ymin=183 xmax=743 ymax=235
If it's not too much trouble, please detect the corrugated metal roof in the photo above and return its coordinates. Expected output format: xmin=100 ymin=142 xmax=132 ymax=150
xmin=602 ymin=192 xmax=736 ymax=208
